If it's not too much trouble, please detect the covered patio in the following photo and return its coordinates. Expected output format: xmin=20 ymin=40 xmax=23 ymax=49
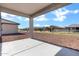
xmin=0 ymin=3 xmax=70 ymax=39
xmin=0 ymin=3 xmax=70 ymax=42
xmin=1 ymin=3 xmax=79 ymax=56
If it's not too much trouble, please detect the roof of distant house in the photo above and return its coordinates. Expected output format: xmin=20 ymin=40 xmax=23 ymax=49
xmin=1 ymin=19 xmax=19 ymax=25
xmin=66 ymin=24 xmax=79 ymax=28
xmin=34 ymin=25 xmax=64 ymax=29
xmin=50 ymin=25 xmax=64 ymax=29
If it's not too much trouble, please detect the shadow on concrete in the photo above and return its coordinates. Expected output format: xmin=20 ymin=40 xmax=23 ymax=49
xmin=55 ymin=48 xmax=79 ymax=56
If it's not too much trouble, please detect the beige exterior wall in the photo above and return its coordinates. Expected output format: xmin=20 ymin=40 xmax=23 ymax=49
xmin=2 ymin=24 xmax=18 ymax=34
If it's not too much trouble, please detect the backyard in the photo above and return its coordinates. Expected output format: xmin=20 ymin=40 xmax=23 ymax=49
xmin=1 ymin=3 xmax=79 ymax=56
xmin=33 ymin=31 xmax=79 ymax=50
xmin=2 ymin=27 xmax=79 ymax=51
xmin=34 ymin=31 xmax=79 ymax=37
xmin=2 ymin=32 xmax=29 ymax=42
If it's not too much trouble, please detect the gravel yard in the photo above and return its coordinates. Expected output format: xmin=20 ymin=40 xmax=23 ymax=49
xmin=33 ymin=32 xmax=79 ymax=50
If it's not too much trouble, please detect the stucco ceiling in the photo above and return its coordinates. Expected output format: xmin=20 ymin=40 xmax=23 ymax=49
xmin=0 ymin=3 xmax=51 ymax=15
xmin=0 ymin=3 xmax=70 ymax=17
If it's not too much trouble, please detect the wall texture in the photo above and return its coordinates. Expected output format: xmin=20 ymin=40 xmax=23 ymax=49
xmin=2 ymin=24 xmax=18 ymax=34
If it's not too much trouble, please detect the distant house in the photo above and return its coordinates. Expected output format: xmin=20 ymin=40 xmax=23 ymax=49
xmin=44 ymin=25 xmax=65 ymax=32
xmin=66 ymin=24 xmax=79 ymax=32
xmin=1 ymin=19 xmax=19 ymax=34
xmin=34 ymin=27 xmax=44 ymax=31
xmin=34 ymin=25 xmax=65 ymax=32
xmin=34 ymin=24 xmax=79 ymax=32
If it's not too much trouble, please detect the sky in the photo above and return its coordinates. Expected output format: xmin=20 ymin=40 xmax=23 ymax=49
xmin=1 ymin=3 xmax=79 ymax=29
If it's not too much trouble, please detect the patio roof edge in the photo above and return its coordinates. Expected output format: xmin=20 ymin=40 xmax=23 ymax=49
xmin=0 ymin=3 xmax=72 ymax=19
xmin=0 ymin=6 xmax=30 ymax=18
xmin=31 ymin=3 xmax=71 ymax=18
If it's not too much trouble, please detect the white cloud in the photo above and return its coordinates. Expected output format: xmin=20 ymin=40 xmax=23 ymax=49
xmin=44 ymin=25 xmax=50 ymax=27
xmin=1 ymin=12 xmax=29 ymax=21
xmin=52 ymin=8 xmax=69 ymax=22
xmin=1 ymin=12 xmax=8 ymax=18
xmin=52 ymin=8 xmax=79 ymax=22
xmin=34 ymin=15 xmax=48 ymax=21
xmin=17 ymin=16 xmax=29 ymax=21
xmin=53 ymin=16 xmax=66 ymax=22
xmin=1 ymin=12 xmax=18 ymax=21
xmin=73 ymin=10 xmax=79 ymax=14
xmin=34 ymin=24 xmax=41 ymax=27
xmin=1 ymin=12 xmax=16 ymax=18
xmin=25 ymin=18 xmax=29 ymax=21
xmin=34 ymin=24 xmax=50 ymax=27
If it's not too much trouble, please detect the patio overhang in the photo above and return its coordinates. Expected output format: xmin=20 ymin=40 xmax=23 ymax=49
xmin=0 ymin=3 xmax=71 ymax=38
xmin=0 ymin=3 xmax=71 ymax=18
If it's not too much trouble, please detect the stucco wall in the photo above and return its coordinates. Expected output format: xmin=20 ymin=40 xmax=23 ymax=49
xmin=2 ymin=24 xmax=18 ymax=34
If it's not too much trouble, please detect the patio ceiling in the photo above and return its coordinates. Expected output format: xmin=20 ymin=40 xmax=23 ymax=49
xmin=0 ymin=3 xmax=71 ymax=18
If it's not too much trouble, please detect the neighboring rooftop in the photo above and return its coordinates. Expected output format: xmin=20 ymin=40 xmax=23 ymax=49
xmin=1 ymin=19 xmax=19 ymax=25
xmin=50 ymin=25 xmax=65 ymax=29
xmin=66 ymin=24 xmax=79 ymax=28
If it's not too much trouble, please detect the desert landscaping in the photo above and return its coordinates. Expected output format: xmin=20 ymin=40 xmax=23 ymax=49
xmin=33 ymin=32 xmax=79 ymax=50
xmin=3 ymin=31 xmax=79 ymax=50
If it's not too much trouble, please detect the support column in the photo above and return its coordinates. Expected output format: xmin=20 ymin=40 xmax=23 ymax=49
xmin=29 ymin=17 xmax=33 ymax=38
xmin=0 ymin=11 xmax=2 ymax=56
xmin=0 ymin=12 xmax=2 ymax=42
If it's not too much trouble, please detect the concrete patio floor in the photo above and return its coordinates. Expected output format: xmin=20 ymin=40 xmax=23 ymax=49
xmin=1 ymin=38 xmax=79 ymax=56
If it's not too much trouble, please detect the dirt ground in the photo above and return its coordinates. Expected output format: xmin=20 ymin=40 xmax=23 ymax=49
xmin=2 ymin=32 xmax=29 ymax=42
xmin=33 ymin=32 xmax=79 ymax=50
xmin=2 ymin=31 xmax=79 ymax=50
